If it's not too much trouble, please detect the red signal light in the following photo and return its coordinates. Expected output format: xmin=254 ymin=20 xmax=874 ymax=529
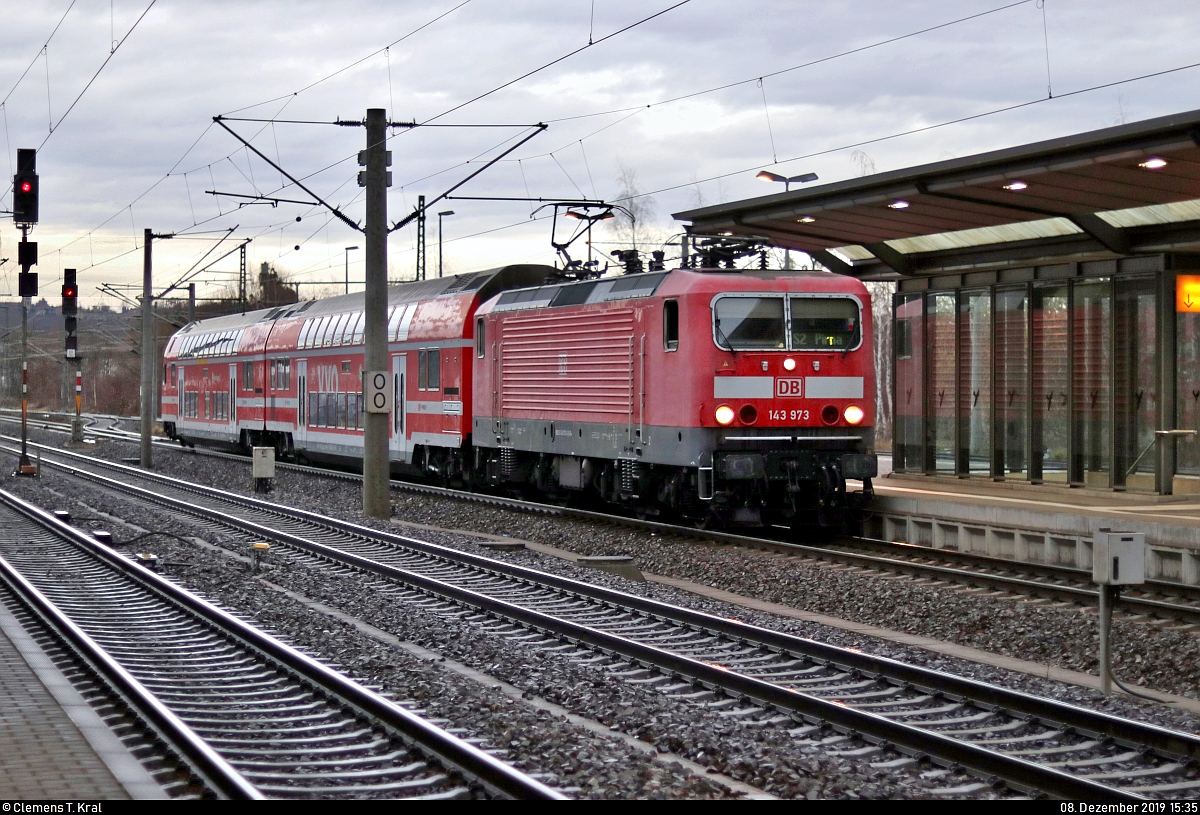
xmin=62 ymin=286 xmax=77 ymax=298
xmin=20 ymin=181 xmax=32 ymax=193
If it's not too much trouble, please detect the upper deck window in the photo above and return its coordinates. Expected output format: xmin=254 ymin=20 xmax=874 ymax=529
xmin=713 ymin=296 xmax=785 ymax=349
xmin=789 ymin=296 xmax=860 ymax=350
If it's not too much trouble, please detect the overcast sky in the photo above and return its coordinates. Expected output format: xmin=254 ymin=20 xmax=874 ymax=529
xmin=1 ymin=0 xmax=1198 ymax=307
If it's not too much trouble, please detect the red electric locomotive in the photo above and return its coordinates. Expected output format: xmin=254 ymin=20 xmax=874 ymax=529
xmin=162 ymin=259 xmax=876 ymax=528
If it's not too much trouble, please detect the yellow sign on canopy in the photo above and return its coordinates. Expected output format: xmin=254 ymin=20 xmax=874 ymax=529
xmin=1178 ymin=275 xmax=1200 ymax=313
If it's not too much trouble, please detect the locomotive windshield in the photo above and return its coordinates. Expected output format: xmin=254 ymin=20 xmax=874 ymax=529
xmin=789 ymin=296 xmax=860 ymax=350
xmin=712 ymin=295 xmax=861 ymax=351
xmin=713 ymin=297 xmax=785 ymax=349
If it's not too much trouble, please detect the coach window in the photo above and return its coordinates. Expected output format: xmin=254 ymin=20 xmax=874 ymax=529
xmin=418 ymin=350 xmax=428 ymax=390
xmin=281 ymin=359 xmax=290 ymax=389
xmin=241 ymin=362 xmax=252 ymax=390
xmin=476 ymin=318 xmax=485 ymax=357
xmin=713 ymin=296 xmax=785 ymax=349
xmin=428 ymin=349 xmax=441 ymax=391
xmin=170 ymin=363 xmax=177 ymax=381
xmin=314 ymin=315 xmax=331 ymax=347
xmin=663 ymin=300 xmax=679 ymax=351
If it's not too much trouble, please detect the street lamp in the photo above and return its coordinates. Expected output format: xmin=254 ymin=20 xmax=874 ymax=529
xmin=438 ymin=211 xmax=455 ymax=278
xmin=344 ymin=246 xmax=359 ymax=294
xmin=756 ymin=170 xmax=818 ymax=192
xmin=755 ymin=172 xmax=817 ymax=270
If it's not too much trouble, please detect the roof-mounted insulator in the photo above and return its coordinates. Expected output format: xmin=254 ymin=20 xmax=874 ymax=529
xmin=611 ymin=249 xmax=643 ymax=275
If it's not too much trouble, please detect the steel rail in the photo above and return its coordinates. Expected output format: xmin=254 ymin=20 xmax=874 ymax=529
xmin=31 ymin=448 xmax=1200 ymax=799
xmin=56 ymin=425 xmax=1200 ymax=623
xmin=0 ymin=486 xmax=565 ymax=802
xmin=6 ymin=422 xmax=1200 ymax=624
xmin=0 ymin=551 xmax=261 ymax=800
xmin=135 ymin=432 xmax=1200 ymax=622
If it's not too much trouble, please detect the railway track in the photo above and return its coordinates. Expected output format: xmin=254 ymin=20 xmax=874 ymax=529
xmin=19 ymin=442 xmax=1200 ymax=800
xmin=9 ymin=415 xmax=1200 ymax=625
xmin=0 ymin=484 xmax=562 ymax=800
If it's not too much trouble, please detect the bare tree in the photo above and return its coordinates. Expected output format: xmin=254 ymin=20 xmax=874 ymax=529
xmin=609 ymin=159 xmax=659 ymax=251
xmin=850 ymin=149 xmax=893 ymax=450
xmin=865 ymin=280 xmax=895 ymax=450
xmin=850 ymin=150 xmax=877 ymax=177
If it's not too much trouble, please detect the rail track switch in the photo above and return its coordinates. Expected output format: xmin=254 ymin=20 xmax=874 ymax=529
xmin=252 ymin=447 xmax=275 ymax=493
xmin=1092 ymin=530 xmax=1145 ymax=585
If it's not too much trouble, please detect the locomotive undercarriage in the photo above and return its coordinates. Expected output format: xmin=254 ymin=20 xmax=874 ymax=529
xmin=463 ymin=439 xmax=874 ymax=529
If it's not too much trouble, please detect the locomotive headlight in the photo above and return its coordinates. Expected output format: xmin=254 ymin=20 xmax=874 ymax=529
xmin=714 ymin=405 xmax=735 ymax=425
xmin=783 ymin=357 xmax=796 ymax=371
xmin=843 ymin=405 xmax=865 ymax=425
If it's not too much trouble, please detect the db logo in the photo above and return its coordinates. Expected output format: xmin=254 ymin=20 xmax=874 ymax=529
xmin=776 ymin=378 xmax=803 ymax=397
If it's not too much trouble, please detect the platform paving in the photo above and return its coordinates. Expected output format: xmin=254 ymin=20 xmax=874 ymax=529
xmin=0 ymin=604 xmax=167 ymax=800
xmin=871 ymin=473 xmax=1200 ymax=582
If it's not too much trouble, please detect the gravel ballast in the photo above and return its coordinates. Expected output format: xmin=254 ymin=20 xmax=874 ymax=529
xmin=10 ymin=430 xmax=1200 ymax=797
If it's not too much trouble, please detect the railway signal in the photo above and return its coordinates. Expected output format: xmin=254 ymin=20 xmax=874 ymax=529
xmin=12 ymin=148 xmax=38 ymax=225
xmin=62 ymin=269 xmax=83 ymax=441
xmin=63 ymin=269 xmax=78 ymax=357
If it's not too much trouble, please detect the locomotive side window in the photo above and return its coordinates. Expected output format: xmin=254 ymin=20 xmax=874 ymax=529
xmin=663 ymin=300 xmax=679 ymax=352
xmin=789 ymin=297 xmax=860 ymax=350
xmin=713 ymin=296 xmax=785 ymax=349
xmin=476 ymin=318 xmax=485 ymax=358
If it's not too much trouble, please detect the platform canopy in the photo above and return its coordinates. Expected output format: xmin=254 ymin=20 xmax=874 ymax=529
xmin=675 ymin=109 xmax=1200 ymax=279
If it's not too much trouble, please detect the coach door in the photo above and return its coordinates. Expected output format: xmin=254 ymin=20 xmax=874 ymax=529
xmin=296 ymin=360 xmax=308 ymax=447
xmin=229 ymin=364 xmax=237 ymax=429
xmin=178 ymin=367 xmax=186 ymax=429
xmin=389 ymin=353 xmax=407 ymax=462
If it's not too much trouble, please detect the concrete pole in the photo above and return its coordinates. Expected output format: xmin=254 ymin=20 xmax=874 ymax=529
xmin=140 ymin=228 xmax=154 ymax=469
xmin=362 ymin=109 xmax=390 ymax=518
xmin=1098 ymin=583 xmax=1112 ymax=695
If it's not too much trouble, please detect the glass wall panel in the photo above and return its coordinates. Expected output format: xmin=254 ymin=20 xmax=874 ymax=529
xmin=1072 ymin=279 xmax=1111 ymax=486
xmin=1113 ymin=277 xmax=1157 ymax=490
xmin=893 ymin=293 xmax=924 ymax=471
xmin=995 ymin=287 xmax=1029 ymax=479
xmin=1032 ymin=285 xmax=1070 ymax=482
xmin=1179 ymin=311 xmax=1200 ymax=475
xmin=958 ymin=291 xmax=991 ymax=474
xmin=927 ymin=293 xmax=956 ymax=472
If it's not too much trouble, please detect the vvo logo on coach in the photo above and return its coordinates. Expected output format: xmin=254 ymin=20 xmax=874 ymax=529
xmin=776 ymin=378 xmax=803 ymax=397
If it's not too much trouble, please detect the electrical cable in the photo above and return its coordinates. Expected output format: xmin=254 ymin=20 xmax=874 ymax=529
xmin=630 ymin=58 xmax=1200 ymax=204
xmin=0 ymin=0 xmax=78 ymax=108
xmin=542 ymin=0 xmax=1035 ymax=124
xmin=38 ymin=0 xmax=157 ymax=148
xmin=27 ymin=0 xmax=1008 ymax=278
